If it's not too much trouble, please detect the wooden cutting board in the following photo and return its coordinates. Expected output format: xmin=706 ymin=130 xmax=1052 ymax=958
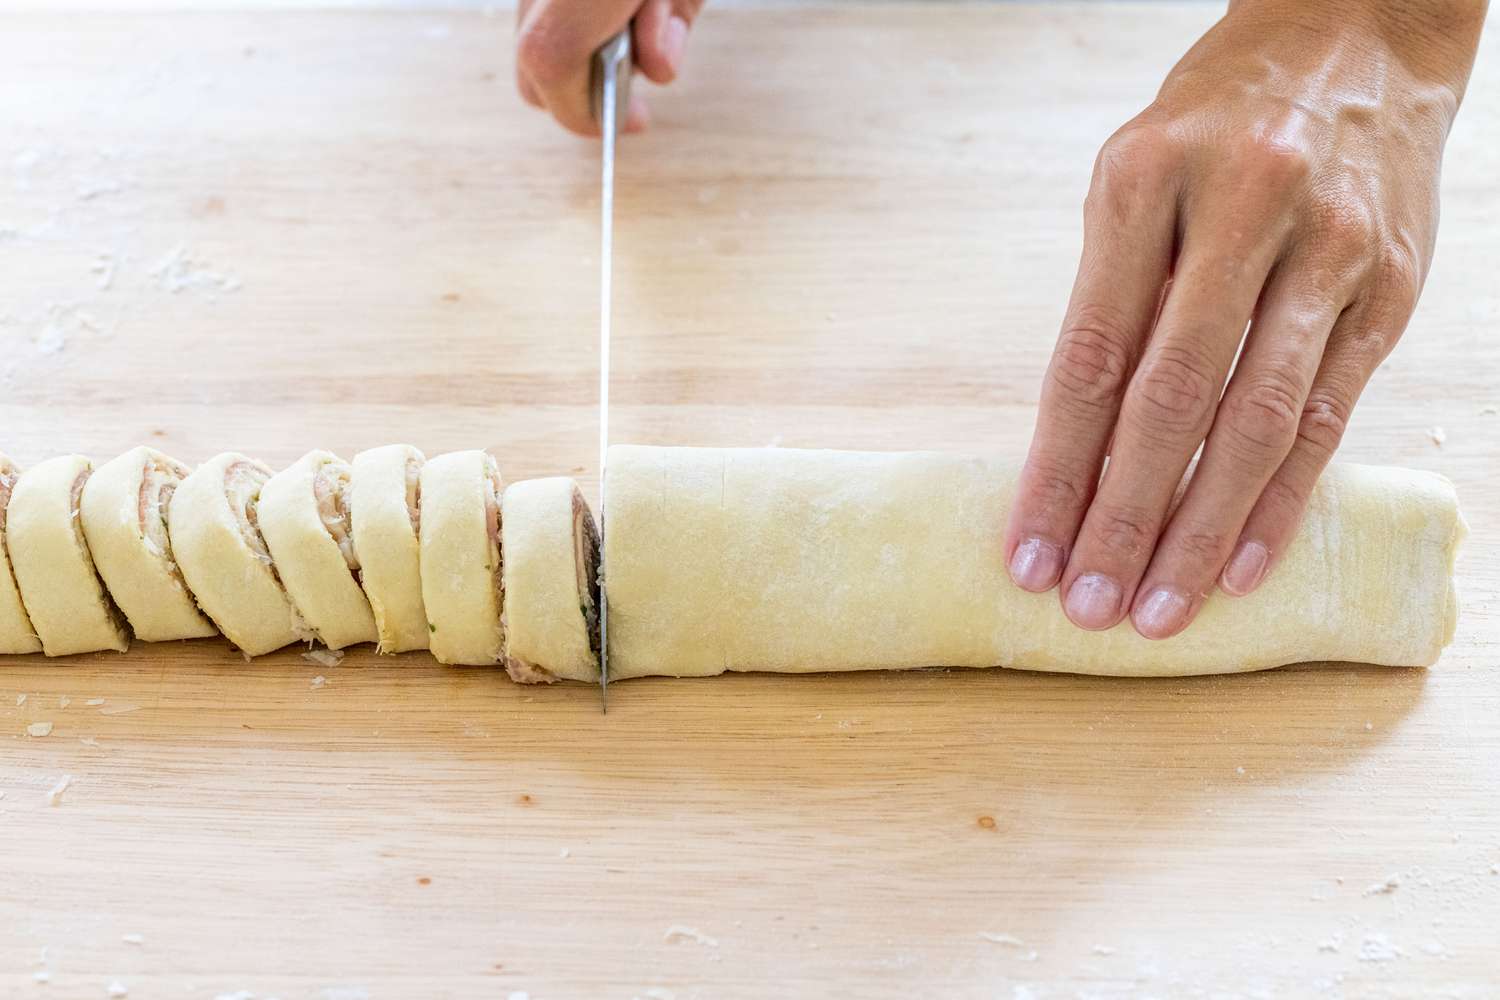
xmin=1 ymin=4 xmax=1496 ymax=997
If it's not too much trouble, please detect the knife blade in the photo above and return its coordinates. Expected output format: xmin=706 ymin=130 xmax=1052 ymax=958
xmin=591 ymin=29 xmax=631 ymax=713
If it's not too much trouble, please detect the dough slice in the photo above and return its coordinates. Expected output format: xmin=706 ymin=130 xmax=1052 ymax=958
xmin=80 ymin=446 xmax=218 ymax=642
xmin=168 ymin=452 xmax=311 ymax=656
xmin=259 ymin=450 xmax=377 ymax=650
xmin=350 ymin=444 xmax=429 ymax=653
xmin=7 ymin=454 xmax=130 ymax=656
xmin=500 ymin=477 xmax=600 ymax=683
xmin=419 ymin=450 xmax=504 ymax=666
xmin=0 ymin=455 xmax=43 ymax=654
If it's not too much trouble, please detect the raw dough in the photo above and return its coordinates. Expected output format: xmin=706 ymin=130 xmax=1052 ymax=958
xmin=7 ymin=455 xmax=130 ymax=656
xmin=500 ymin=476 xmax=600 ymax=683
xmin=169 ymin=452 xmax=311 ymax=656
xmin=418 ymin=450 xmax=504 ymax=666
xmin=259 ymin=450 xmax=377 ymax=650
xmin=350 ymin=444 xmax=429 ymax=653
xmin=80 ymin=446 xmax=217 ymax=642
xmin=603 ymin=446 xmax=1465 ymax=678
xmin=0 ymin=455 xmax=44 ymax=654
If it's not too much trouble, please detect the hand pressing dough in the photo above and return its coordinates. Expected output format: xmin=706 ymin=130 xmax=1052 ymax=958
xmin=169 ymin=452 xmax=312 ymax=656
xmin=500 ymin=476 xmax=600 ymax=683
xmin=350 ymin=444 xmax=429 ymax=653
xmin=0 ymin=455 xmax=43 ymax=654
xmin=604 ymin=446 xmax=1465 ymax=679
xmin=80 ymin=446 xmax=217 ymax=642
xmin=7 ymin=455 xmax=130 ymax=656
xmin=259 ymin=450 xmax=377 ymax=650
xmin=419 ymin=450 xmax=504 ymax=666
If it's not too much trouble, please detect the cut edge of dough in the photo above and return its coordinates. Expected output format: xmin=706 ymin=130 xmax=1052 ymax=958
xmin=501 ymin=478 xmax=601 ymax=685
xmin=0 ymin=453 xmax=42 ymax=653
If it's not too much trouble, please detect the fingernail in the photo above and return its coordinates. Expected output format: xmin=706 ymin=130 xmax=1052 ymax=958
xmin=660 ymin=15 xmax=688 ymax=76
xmin=1134 ymin=586 xmax=1190 ymax=640
xmin=1009 ymin=537 xmax=1063 ymax=592
xmin=1064 ymin=573 xmax=1122 ymax=630
xmin=1221 ymin=541 xmax=1269 ymax=596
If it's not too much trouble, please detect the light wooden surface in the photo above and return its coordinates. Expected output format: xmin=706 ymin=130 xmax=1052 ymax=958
xmin=1 ymin=4 xmax=1497 ymax=997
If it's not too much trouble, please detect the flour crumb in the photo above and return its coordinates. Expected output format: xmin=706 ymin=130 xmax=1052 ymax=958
xmin=1357 ymin=933 xmax=1402 ymax=962
xmin=99 ymin=702 xmax=141 ymax=715
xmin=1479 ymin=405 xmax=1497 ymax=416
xmin=1236 ymin=766 xmax=1245 ymax=775
xmin=92 ymin=254 xmax=116 ymax=291
xmin=16 ymin=693 xmax=25 ymax=706
xmin=1426 ymin=426 xmax=1446 ymax=447
xmin=506 ymin=993 xmax=528 ymax=1000
xmin=1364 ymin=875 xmax=1401 ymax=896
xmin=1364 ymin=721 xmax=1373 ymax=731
xmin=1319 ymin=932 xmax=1343 ymax=953
xmin=663 ymin=925 xmax=719 ymax=947
xmin=633 ymin=989 xmax=675 ymax=1000
xmin=1420 ymin=940 xmax=1447 ymax=957
xmin=107 ymin=980 xmax=129 ymax=996
xmin=310 ymin=675 xmax=328 ymax=690
xmin=85 ymin=698 xmax=105 ymax=706
xmin=33 ymin=971 xmax=49 ymax=983
xmin=1092 ymin=945 xmax=1115 ymax=956
xmin=978 ymin=932 xmax=1025 ymax=947
xmin=558 ymin=847 xmax=571 ymax=858
xmin=79 ymin=736 xmax=100 ymax=747
xmin=148 ymin=244 xmax=242 ymax=298
xmin=59 ymin=696 xmax=71 ymax=709
xmin=77 ymin=179 xmax=123 ymax=201
xmin=122 ymin=933 xmax=143 ymax=945
xmin=303 ymin=648 xmax=343 ymax=668
xmin=47 ymin=774 xmax=73 ymax=806
xmin=27 ymin=721 xmax=53 ymax=737
xmin=214 ymin=992 xmax=256 ymax=1000
xmin=35 ymin=323 xmax=66 ymax=356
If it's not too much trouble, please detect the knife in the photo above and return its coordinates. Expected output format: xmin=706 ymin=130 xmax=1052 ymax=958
xmin=591 ymin=29 xmax=631 ymax=713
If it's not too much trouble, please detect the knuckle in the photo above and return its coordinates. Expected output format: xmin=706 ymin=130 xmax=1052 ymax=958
xmin=1234 ymin=132 xmax=1313 ymax=188
xmin=1222 ymin=373 xmax=1303 ymax=458
xmin=1089 ymin=123 xmax=1180 ymax=216
xmin=1312 ymin=196 xmax=1378 ymax=260
xmin=1048 ymin=309 xmax=1137 ymax=414
xmin=516 ymin=24 xmax=571 ymax=87
xmin=1295 ymin=395 xmax=1351 ymax=458
xmin=1086 ymin=504 xmax=1157 ymax=562
xmin=1371 ymin=241 xmax=1423 ymax=315
xmin=1024 ymin=460 xmax=1094 ymax=520
xmin=1171 ymin=525 xmax=1232 ymax=566
xmin=1129 ymin=344 xmax=1220 ymax=436
xmin=1258 ymin=472 xmax=1307 ymax=519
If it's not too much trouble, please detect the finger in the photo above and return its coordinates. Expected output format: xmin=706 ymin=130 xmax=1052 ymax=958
xmin=624 ymin=92 xmax=651 ymax=133
xmin=634 ymin=0 xmax=702 ymax=84
xmin=515 ymin=0 xmax=542 ymax=107
xmin=1004 ymin=123 xmax=1181 ymax=595
xmin=1220 ymin=256 xmax=1419 ymax=597
xmin=1058 ymin=138 xmax=1305 ymax=630
xmin=517 ymin=0 xmax=643 ymax=137
xmin=1129 ymin=259 xmax=1348 ymax=639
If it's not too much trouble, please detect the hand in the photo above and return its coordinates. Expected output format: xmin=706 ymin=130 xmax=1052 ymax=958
xmin=516 ymin=0 xmax=704 ymax=135
xmin=1005 ymin=0 xmax=1484 ymax=639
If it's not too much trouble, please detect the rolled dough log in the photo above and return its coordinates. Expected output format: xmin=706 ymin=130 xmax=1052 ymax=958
xmin=80 ymin=446 xmax=218 ymax=642
xmin=500 ymin=476 xmax=600 ymax=683
xmin=7 ymin=455 xmax=131 ymax=656
xmin=604 ymin=446 xmax=1465 ymax=678
xmin=0 ymin=455 xmax=44 ymax=654
xmin=350 ymin=444 xmax=429 ymax=653
xmin=419 ymin=450 xmax=504 ymax=666
xmin=259 ymin=450 xmax=377 ymax=650
xmin=169 ymin=452 xmax=312 ymax=656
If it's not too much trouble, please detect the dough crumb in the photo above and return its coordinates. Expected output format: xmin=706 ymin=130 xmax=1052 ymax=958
xmin=214 ymin=992 xmax=256 ymax=1000
xmin=663 ymin=925 xmax=719 ymax=947
xmin=107 ymin=980 xmax=129 ymax=996
xmin=122 ymin=933 xmax=143 ymax=945
xmin=558 ymin=847 xmax=571 ymax=858
xmin=1365 ymin=721 xmax=1373 ymax=731
xmin=59 ymin=696 xmax=71 ymax=709
xmin=1426 ymin=426 xmax=1446 ymax=447
xmin=310 ymin=675 xmax=328 ymax=690
xmin=1480 ymin=405 xmax=1498 ymax=416
xmin=1319 ymin=932 xmax=1343 ymax=953
xmin=634 ymin=989 xmax=675 ymax=1000
xmin=79 ymin=736 xmax=100 ymax=747
xmin=33 ymin=971 xmax=50 ymax=983
xmin=1092 ymin=945 xmax=1115 ymax=956
xmin=1236 ymin=766 xmax=1245 ymax=775
xmin=99 ymin=703 xmax=141 ymax=716
xmin=26 ymin=721 xmax=53 ymax=738
xmin=978 ymin=932 xmax=1025 ymax=947
xmin=47 ymin=774 xmax=73 ymax=806
xmin=506 ymin=993 xmax=529 ymax=1000
xmin=148 ymin=244 xmax=241 ymax=299
xmin=16 ymin=693 xmax=25 ymax=706
xmin=303 ymin=648 xmax=344 ymax=668
xmin=1364 ymin=875 xmax=1400 ymax=896
xmin=85 ymin=698 xmax=105 ymax=706
xmin=1357 ymin=933 xmax=1402 ymax=962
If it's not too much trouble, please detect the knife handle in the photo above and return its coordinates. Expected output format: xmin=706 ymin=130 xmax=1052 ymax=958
xmin=590 ymin=29 xmax=633 ymax=135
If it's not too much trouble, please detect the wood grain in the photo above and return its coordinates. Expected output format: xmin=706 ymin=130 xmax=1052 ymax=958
xmin=0 ymin=4 xmax=1496 ymax=997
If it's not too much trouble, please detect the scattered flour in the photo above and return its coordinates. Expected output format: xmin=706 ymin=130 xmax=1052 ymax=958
xmin=59 ymin=696 xmax=71 ymax=709
xmin=310 ymin=675 xmax=328 ymax=690
xmin=85 ymin=698 xmax=105 ymax=706
xmin=26 ymin=721 xmax=53 ymax=738
xmin=1426 ymin=426 xmax=1446 ymax=447
xmin=107 ymin=980 xmax=129 ymax=996
xmin=978 ymin=932 xmax=1026 ymax=947
xmin=148 ymin=244 xmax=242 ymax=298
xmin=1364 ymin=875 xmax=1401 ymax=896
xmin=1358 ymin=933 xmax=1402 ymax=962
xmin=16 ymin=693 xmax=25 ymax=706
xmin=47 ymin=774 xmax=73 ymax=806
xmin=303 ymin=649 xmax=344 ymax=668
xmin=663 ymin=925 xmax=718 ymax=947
xmin=99 ymin=703 xmax=141 ymax=715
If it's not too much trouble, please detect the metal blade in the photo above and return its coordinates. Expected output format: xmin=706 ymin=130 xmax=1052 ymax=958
xmin=591 ymin=30 xmax=630 ymax=714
